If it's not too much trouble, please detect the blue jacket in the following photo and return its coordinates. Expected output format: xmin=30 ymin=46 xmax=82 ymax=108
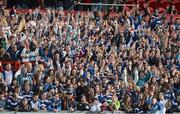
xmin=148 ymin=103 xmax=161 ymax=113
xmin=20 ymin=91 xmax=34 ymax=101
xmin=48 ymin=98 xmax=61 ymax=112
xmin=6 ymin=97 xmax=21 ymax=111
xmin=40 ymin=100 xmax=50 ymax=110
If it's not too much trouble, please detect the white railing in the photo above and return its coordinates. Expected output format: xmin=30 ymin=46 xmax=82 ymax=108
xmin=0 ymin=111 xmax=126 ymax=114
xmin=67 ymin=2 xmax=136 ymax=11
xmin=78 ymin=3 xmax=135 ymax=7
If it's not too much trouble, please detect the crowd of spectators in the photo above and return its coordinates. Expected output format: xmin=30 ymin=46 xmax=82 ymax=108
xmin=0 ymin=1 xmax=179 ymax=113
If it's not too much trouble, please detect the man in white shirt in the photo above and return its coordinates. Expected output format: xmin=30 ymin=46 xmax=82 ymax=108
xmin=2 ymin=64 xmax=14 ymax=86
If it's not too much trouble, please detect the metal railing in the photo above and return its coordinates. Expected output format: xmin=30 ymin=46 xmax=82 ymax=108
xmin=67 ymin=2 xmax=136 ymax=12
xmin=78 ymin=3 xmax=135 ymax=7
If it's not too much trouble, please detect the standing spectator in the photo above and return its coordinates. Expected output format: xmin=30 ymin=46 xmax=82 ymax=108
xmin=0 ymin=47 xmax=11 ymax=60
xmin=17 ymin=67 xmax=32 ymax=86
xmin=2 ymin=64 xmax=15 ymax=87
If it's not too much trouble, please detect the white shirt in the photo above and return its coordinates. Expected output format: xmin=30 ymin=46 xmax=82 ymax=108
xmin=4 ymin=70 xmax=13 ymax=86
xmin=159 ymin=100 xmax=167 ymax=114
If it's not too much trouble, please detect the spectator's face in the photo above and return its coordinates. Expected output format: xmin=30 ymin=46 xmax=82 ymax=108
xmin=152 ymin=98 xmax=157 ymax=105
xmin=25 ymin=85 xmax=30 ymax=92
xmin=81 ymin=96 xmax=86 ymax=103
xmin=41 ymin=93 xmax=47 ymax=100
xmin=0 ymin=48 xmax=5 ymax=54
xmin=0 ymin=93 xmax=4 ymax=100
xmin=33 ymin=95 xmax=39 ymax=101
xmin=152 ymin=77 xmax=156 ymax=83
xmin=23 ymin=68 xmax=28 ymax=74
xmin=55 ymin=53 xmax=60 ymax=59
xmin=13 ymin=45 xmax=17 ymax=51
xmin=54 ymin=94 xmax=59 ymax=101
xmin=26 ymin=63 xmax=32 ymax=72
xmin=170 ymin=78 xmax=174 ymax=85
xmin=22 ymin=98 xmax=28 ymax=106
xmin=12 ymin=79 xmax=17 ymax=85
xmin=6 ymin=64 xmax=11 ymax=71
xmin=95 ymin=85 xmax=100 ymax=92
xmin=160 ymin=78 xmax=164 ymax=84
xmin=149 ymin=91 xmax=154 ymax=96
xmin=159 ymin=93 xmax=164 ymax=100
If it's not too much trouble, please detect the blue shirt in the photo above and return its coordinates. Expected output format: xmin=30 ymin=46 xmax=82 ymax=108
xmin=48 ymin=98 xmax=61 ymax=112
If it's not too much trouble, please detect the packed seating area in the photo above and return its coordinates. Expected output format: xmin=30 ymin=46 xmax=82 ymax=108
xmin=0 ymin=0 xmax=180 ymax=113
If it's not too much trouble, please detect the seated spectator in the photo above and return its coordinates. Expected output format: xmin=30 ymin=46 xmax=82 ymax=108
xmin=78 ymin=95 xmax=90 ymax=111
xmin=148 ymin=98 xmax=161 ymax=113
xmin=108 ymin=95 xmax=120 ymax=112
xmin=0 ymin=91 xmax=5 ymax=111
xmin=48 ymin=93 xmax=61 ymax=112
xmin=30 ymin=94 xmax=40 ymax=112
xmin=40 ymin=92 xmax=49 ymax=111
xmin=90 ymin=98 xmax=102 ymax=112
xmin=123 ymin=95 xmax=133 ymax=113
xmin=6 ymin=93 xmax=21 ymax=111
xmin=20 ymin=83 xmax=34 ymax=101
xmin=66 ymin=92 xmax=77 ymax=112
xmin=165 ymin=100 xmax=174 ymax=113
xmin=19 ymin=98 xmax=31 ymax=112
